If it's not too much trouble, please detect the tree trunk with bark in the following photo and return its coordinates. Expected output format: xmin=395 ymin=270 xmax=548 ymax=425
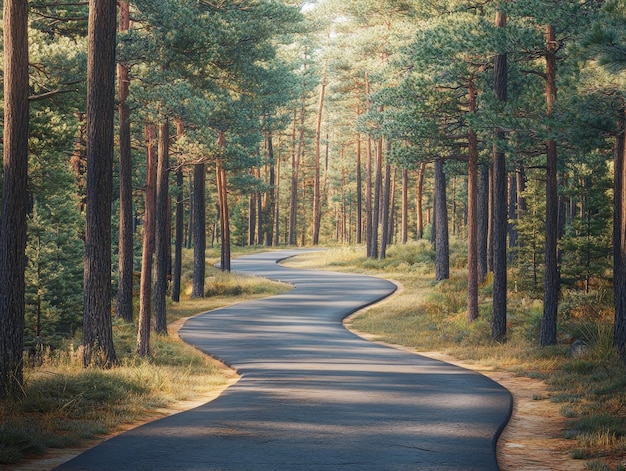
xmin=116 ymin=0 xmax=134 ymax=324
xmin=380 ymin=160 xmax=392 ymax=259
xmin=154 ymin=120 xmax=170 ymax=335
xmin=356 ymin=131 xmax=363 ymax=244
xmin=491 ymin=9 xmax=508 ymax=341
xmin=137 ymin=122 xmax=157 ymax=357
xmin=216 ymin=132 xmax=231 ymax=272
xmin=467 ymin=81 xmax=479 ymax=323
xmin=434 ymin=157 xmax=450 ymax=280
xmin=0 ymin=0 xmax=29 ymax=397
xmin=540 ymin=24 xmax=559 ymax=347
xmin=478 ymin=163 xmax=489 ymax=282
xmin=265 ymin=132 xmax=276 ymax=246
xmin=171 ymin=120 xmax=185 ymax=302
xmin=416 ymin=162 xmax=426 ymax=240
xmin=289 ymin=92 xmax=306 ymax=246
xmin=401 ymin=168 xmax=408 ymax=244
xmin=312 ymin=62 xmax=327 ymax=245
xmin=273 ymin=144 xmax=281 ymax=246
xmin=82 ymin=0 xmax=118 ymax=367
xmin=191 ymin=163 xmax=206 ymax=297
xmin=371 ymin=138 xmax=383 ymax=259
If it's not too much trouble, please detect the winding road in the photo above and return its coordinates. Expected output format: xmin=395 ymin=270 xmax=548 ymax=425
xmin=55 ymin=250 xmax=512 ymax=470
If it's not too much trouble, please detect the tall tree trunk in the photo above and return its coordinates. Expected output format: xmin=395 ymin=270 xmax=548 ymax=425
xmin=191 ymin=163 xmax=206 ymax=297
xmin=467 ymin=80 xmax=479 ymax=323
xmin=249 ymin=179 xmax=257 ymax=246
xmin=137 ymin=122 xmax=157 ymax=357
xmin=380 ymin=160 xmax=392 ymax=259
xmin=614 ymin=107 xmax=626 ymax=362
xmin=389 ymin=167 xmax=397 ymax=246
xmin=508 ymin=172 xmax=518 ymax=259
xmin=491 ymin=9 xmax=508 ymax=341
xmin=356 ymin=131 xmax=363 ymax=244
xmin=401 ymin=168 xmax=408 ymax=244
xmin=273 ymin=145 xmax=281 ymax=247
xmin=116 ymin=0 xmax=134 ymax=324
xmin=541 ymin=24 xmax=559 ymax=347
xmin=434 ymin=157 xmax=450 ymax=280
xmin=256 ymin=166 xmax=263 ymax=245
xmin=0 ymin=0 xmax=29 ymax=396
xmin=365 ymin=74 xmax=375 ymax=257
xmin=265 ymin=132 xmax=276 ymax=246
xmin=217 ymin=132 xmax=231 ymax=272
xmin=289 ymin=102 xmax=305 ymax=245
xmin=172 ymin=167 xmax=184 ymax=302
xmin=171 ymin=120 xmax=185 ymax=302
xmin=416 ymin=162 xmax=426 ymax=240
xmin=371 ymin=138 xmax=383 ymax=259
xmin=154 ymin=119 xmax=170 ymax=335
xmin=312 ymin=62 xmax=327 ymax=245
xmin=478 ymin=163 xmax=490 ymax=282
xmin=82 ymin=0 xmax=117 ymax=367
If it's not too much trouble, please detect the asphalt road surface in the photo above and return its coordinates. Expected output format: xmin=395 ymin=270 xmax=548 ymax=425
xmin=54 ymin=250 xmax=512 ymax=471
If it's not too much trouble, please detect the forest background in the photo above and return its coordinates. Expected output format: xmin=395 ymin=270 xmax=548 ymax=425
xmin=1 ymin=0 xmax=626 ymax=469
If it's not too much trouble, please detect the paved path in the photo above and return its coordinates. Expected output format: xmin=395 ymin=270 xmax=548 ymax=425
xmin=55 ymin=250 xmax=512 ymax=471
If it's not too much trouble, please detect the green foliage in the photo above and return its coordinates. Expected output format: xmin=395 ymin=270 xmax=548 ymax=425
xmin=512 ymin=173 xmax=545 ymax=292
xmin=560 ymin=154 xmax=612 ymax=291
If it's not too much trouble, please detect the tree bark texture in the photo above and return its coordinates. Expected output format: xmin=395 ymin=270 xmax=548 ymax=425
xmin=401 ymin=168 xmax=408 ymax=244
xmin=467 ymin=81 xmax=479 ymax=323
xmin=416 ymin=162 xmax=426 ymax=240
xmin=217 ymin=132 xmax=231 ymax=272
xmin=380 ymin=160 xmax=392 ymax=259
xmin=312 ymin=62 xmax=327 ymax=245
xmin=478 ymin=164 xmax=490 ymax=283
xmin=273 ymin=145 xmax=281 ymax=246
xmin=289 ymin=98 xmax=306 ymax=245
xmin=371 ymin=138 xmax=383 ymax=259
xmin=0 ymin=0 xmax=29 ymax=397
xmin=434 ymin=158 xmax=450 ymax=281
xmin=82 ymin=0 xmax=118 ymax=367
xmin=356 ymin=132 xmax=363 ymax=244
xmin=491 ymin=9 xmax=508 ymax=341
xmin=265 ymin=133 xmax=276 ymax=246
xmin=116 ymin=0 xmax=134 ymax=324
xmin=191 ymin=163 xmax=206 ymax=297
xmin=540 ymin=24 xmax=559 ymax=347
xmin=154 ymin=120 xmax=170 ymax=335
xmin=172 ymin=167 xmax=184 ymax=302
xmin=171 ymin=120 xmax=185 ymax=302
xmin=137 ymin=122 xmax=157 ymax=357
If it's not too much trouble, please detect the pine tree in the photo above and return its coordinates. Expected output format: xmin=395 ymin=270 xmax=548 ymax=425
xmin=82 ymin=0 xmax=118 ymax=367
xmin=0 ymin=0 xmax=29 ymax=397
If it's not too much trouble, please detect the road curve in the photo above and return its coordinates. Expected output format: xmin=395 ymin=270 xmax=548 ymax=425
xmin=55 ymin=250 xmax=512 ymax=471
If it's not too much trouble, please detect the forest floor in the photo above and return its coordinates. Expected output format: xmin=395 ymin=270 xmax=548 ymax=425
xmin=11 ymin=325 xmax=587 ymax=471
